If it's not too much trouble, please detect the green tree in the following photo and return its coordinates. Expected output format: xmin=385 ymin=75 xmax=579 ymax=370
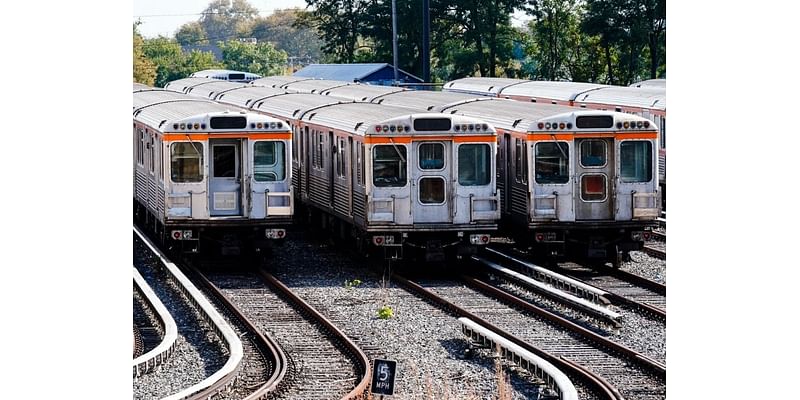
xmin=184 ymin=50 xmax=225 ymax=74
xmin=176 ymin=22 xmax=209 ymax=46
xmin=200 ymin=0 xmax=259 ymax=43
xmin=133 ymin=22 xmax=156 ymax=85
xmin=244 ymin=8 xmax=323 ymax=61
xmin=527 ymin=0 xmax=579 ymax=80
xmin=219 ymin=39 xmax=288 ymax=76
xmin=142 ymin=37 xmax=186 ymax=87
xmin=298 ymin=0 xmax=371 ymax=63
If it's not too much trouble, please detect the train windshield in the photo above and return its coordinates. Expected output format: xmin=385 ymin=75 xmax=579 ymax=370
xmin=254 ymin=141 xmax=286 ymax=181
xmin=373 ymin=145 xmax=407 ymax=187
xmin=171 ymin=142 xmax=204 ymax=183
xmin=620 ymin=141 xmax=652 ymax=182
xmin=535 ymin=142 xmax=569 ymax=184
xmin=458 ymin=144 xmax=491 ymax=186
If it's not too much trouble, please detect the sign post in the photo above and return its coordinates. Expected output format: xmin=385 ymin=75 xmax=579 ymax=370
xmin=370 ymin=358 xmax=398 ymax=397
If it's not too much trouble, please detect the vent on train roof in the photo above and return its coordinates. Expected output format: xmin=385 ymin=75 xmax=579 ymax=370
xmin=229 ymin=73 xmax=245 ymax=80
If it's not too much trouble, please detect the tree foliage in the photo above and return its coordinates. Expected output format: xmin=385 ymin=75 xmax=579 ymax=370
xmin=176 ymin=22 xmax=208 ymax=46
xmin=200 ymin=0 xmax=259 ymax=43
xmin=243 ymin=8 xmax=324 ymax=62
xmin=218 ymin=40 xmax=288 ymax=76
xmin=133 ymin=22 xmax=157 ymax=86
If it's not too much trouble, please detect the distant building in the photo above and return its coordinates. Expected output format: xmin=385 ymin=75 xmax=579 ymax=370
xmin=293 ymin=63 xmax=423 ymax=86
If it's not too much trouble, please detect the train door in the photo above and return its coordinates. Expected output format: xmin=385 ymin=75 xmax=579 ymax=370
xmin=574 ymin=138 xmax=613 ymax=220
xmin=209 ymin=139 xmax=242 ymax=216
xmin=411 ymin=140 xmax=452 ymax=223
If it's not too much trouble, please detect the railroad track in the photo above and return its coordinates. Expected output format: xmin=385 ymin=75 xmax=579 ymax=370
xmin=475 ymin=250 xmax=666 ymax=365
xmin=199 ymin=269 xmax=370 ymax=400
xmin=133 ymin=227 xmax=243 ymax=400
xmin=394 ymin=273 xmax=666 ymax=400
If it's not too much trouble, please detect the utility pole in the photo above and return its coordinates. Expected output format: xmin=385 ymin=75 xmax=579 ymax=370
xmin=422 ymin=0 xmax=430 ymax=84
xmin=392 ymin=0 xmax=399 ymax=83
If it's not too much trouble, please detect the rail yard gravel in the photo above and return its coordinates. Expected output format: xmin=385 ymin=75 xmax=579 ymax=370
xmin=268 ymin=230 xmax=550 ymax=399
xmin=623 ymin=250 xmax=666 ymax=284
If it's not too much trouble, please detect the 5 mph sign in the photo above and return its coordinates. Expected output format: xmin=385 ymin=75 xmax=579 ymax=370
xmin=370 ymin=359 xmax=398 ymax=396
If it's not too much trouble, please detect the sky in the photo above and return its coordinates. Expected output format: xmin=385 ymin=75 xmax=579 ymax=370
xmin=133 ymin=0 xmax=532 ymax=39
xmin=133 ymin=0 xmax=310 ymax=38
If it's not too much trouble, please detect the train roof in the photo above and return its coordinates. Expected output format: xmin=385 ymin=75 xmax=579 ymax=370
xmin=498 ymin=81 xmax=609 ymax=101
xmin=443 ymin=77 xmax=527 ymax=95
xmin=321 ymin=83 xmax=407 ymax=102
xmin=372 ymin=90 xmax=490 ymax=111
xmin=133 ymin=90 xmax=212 ymax=111
xmin=183 ymin=80 xmax=251 ymax=100
xmin=630 ymin=79 xmax=666 ymax=89
xmin=133 ymin=95 xmax=244 ymax=129
xmin=576 ymin=86 xmax=666 ymax=110
xmin=302 ymin=102 xmax=494 ymax=136
xmin=250 ymin=93 xmax=347 ymax=121
xmin=439 ymin=98 xmax=575 ymax=132
xmin=189 ymin=69 xmax=262 ymax=81
xmin=211 ymin=85 xmax=289 ymax=108
xmin=164 ymin=77 xmax=220 ymax=93
xmin=133 ymin=82 xmax=155 ymax=92
xmin=281 ymin=78 xmax=350 ymax=94
xmin=251 ymin=75 xmax=315 ymax=88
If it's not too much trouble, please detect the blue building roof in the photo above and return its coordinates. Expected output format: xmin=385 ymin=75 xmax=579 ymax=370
xmin=293 ymin=63 xmax=423 ymax=85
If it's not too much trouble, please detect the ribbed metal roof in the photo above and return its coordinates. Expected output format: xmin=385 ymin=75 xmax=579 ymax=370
xmin=212 ymin=86 xmax=289 ymax=108
xmin=164 ymin=77 xmax=219 ymax=93
xmin=443 ymin=77 xmax=526 ymax=95
xmin=630 ymin=79 xmax=666 ymax=89
xmin=133 ymin=90 xmax=207 ymax=111
xmin=251 ymin=93 xmax=346 ymax=121
xmin=184 ymin=81 xmax=251 ymax=100
xmin=322 ymin=84 xmax=406 ymax=102
xmin=133 ymin=97 xmax=241 ymax=129
xmin=440 ymin=98 xmax=574 ymax=132
xmin=251 ymin=76 xmax=314 ymax=88
xmin=133 ymin=83 xmax=154 ymax=92
xmin=373 ymin=90 xmax=488 ymax=111
xmin=499 ymin=81 xmax=609 ymax=101
xmin=301 ymin=102 xmax=419 ymax=136
xmin=282 ymin=79 xmax=350 ymax=94
xmin=577 ymin=87 xmax=666 ymax=110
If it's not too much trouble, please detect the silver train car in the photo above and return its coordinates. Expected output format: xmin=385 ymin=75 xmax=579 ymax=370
xmin=286 ymin=83 xmax=661 ymax=266
xmin=190 ymin=69 xmax=262 ymax=83
xmin=443 ymin=77 xmax=667 ymax=209
xmin=165 ymin=77 xmax=501 ymax=261
xmin=132 ymin=83 xmax=293 ymax=257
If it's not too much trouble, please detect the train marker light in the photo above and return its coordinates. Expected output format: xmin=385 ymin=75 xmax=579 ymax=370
xmin=383 ymin=125 xmax=390 ymax=132
xmin=470 ymin=234 xmax=491 ymax=245
xmin=559 ymin=122 xmax=566 ymax=129
xmin=183 ymin=230 xmax=193 ymax=239
xmin=567 ymin=122 xmax=573 ymax=129
xmin=171 ymin=230 xmax=183 ymax=240
xmin=616 ymin=122 xmax=623 ymax=129
xmin=623 ymin=121 xmax=630 ymax=129
xmin=373 ymin=236 xmax=385 ymax=246
xmin=376 ymin=125 xmax=382 ymax=132
xmin=538 ymin=122 xmax=544 ymax=129
xmin=644 ymin=121 xmax=650 ymax=128
xmin=265 ymin=229 xmax=286 ymax=239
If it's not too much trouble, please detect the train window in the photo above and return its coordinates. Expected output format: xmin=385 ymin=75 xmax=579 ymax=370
xmin=418 ymin=143 xmax=444 ymax=170
xmin=137 ymin=129 xmax=145 ymax=166
xmin=419 ymin=177 xmax=445 ymax=204
xmin=337 ymin=138 xmax=346 ymax=177
xmin=373 ymin=145 xmax=407 ymax=187
xmin=620 ymin=141 xmax=652 ymax=183
xmin=149 ymin=136 xmax=155 ymax=175
xmin=514 ymin=139 xmax=527 ymax=183
xmin=580 ymin=174 xmax=607 ymax=201
xmin=213 ymin=145 xmax=236 ymax=178
xmin=580 ymin=140 xmax=606 ymax=167
xmin=254 ymin=141 xmax=286 ymax=181
xmin=535 ymin=142 xmax=570 ymax=184
xmin=458 ymin=144 xmax=491 ymax=186
xmin=171 ymin=142 xmax=204 ymax=183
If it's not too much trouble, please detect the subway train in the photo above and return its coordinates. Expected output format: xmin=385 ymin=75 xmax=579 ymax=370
xmin=165 ymin=77 xmax=501 ymax=261
xmin=443 ymin=77 xmax=667 ymax=210
xmin=232 ymin=77 xmax=660 ymax=266
xmin=167 ymin=76 xmax=659 ymax=266
xmin=132 ymin=83 xmax=293 ymax=257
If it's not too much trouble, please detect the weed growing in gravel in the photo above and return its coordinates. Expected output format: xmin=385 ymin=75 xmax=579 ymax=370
xmin=377 ymin=305 xmax=394 ymax=319
xmin=345 ymin=278 xmax=362 ymax=289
